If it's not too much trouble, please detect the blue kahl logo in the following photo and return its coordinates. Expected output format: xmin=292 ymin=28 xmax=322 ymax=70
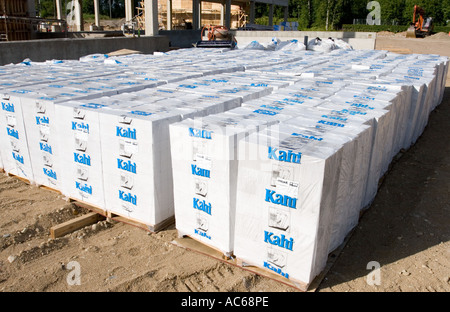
xmin=74 ymin=153 xmax=91 ymax=166
xmin=179 ymin=84 xmax=197 ymax=89
xmin=253 ymin=109 xmax=278 ymax=116
xmin=1 ymin=102 xmax=14 ymax=112
xmin=118 ymin=159 xmax=136 ymax=174
xmin=265 ymin=189 xmax=297 ymax=209
xmin=193 ymin=198 xmax=212 ymax=215
xmin=333 ymin=109 xmax=366 ymax=116
xmin=249 ymin=83 xmax=268 ymax=87
xmin=81 ymin=103 xmax=106 ymax=109
xmin=260 ymin=104 xmax=284 ymax=111
xmin=188 ymin=128 xmax=212 ymax=140
xmin=40 ymin=142 xmax=53 ymax=154
xmin=264 ymin=231 xmax=294 ymax=251
xmin=194 ymin=229 xmax=211 ymax=240
xmin=76 ymin=181 xmax=92 ymax=195
xmin=12 ymin=152 xmax=24 ymax=164
xmin=191 ymin=164 xmax=210 ymax=178
xmin=116 ymin=126 xmax=136 ymax=140
xmin=119 ymin=190 xmax=137 ymax=205
xmin=43 ymin=168 xmax=57 ymax=180
xmin=292 ymin=132 xmax=323 ymax=141
xmin=268 ymin=147 xmax=301 ymax=164
xmin=7 ymin=127 xmax=19 ymax=139
xmin=130 ymin=110 xmax=152 ymax=116
xmin=35 ymin=116 xmax=49 ymax=125
xmin=263 ymin=262 xmax=289 ymax=279
xmin=350 ymin=103 xmax=374 ymax=110
xmin=72 ymin=121 xmax=89 ymax=133
xmin=321 ymin=114 xmax=347 ymax=122
xmin=317 ymin=120 xmax=345 ymax=128
xmin=353 ymin=95 xmax=375 ymax=101
xmin=367 ymin=86 xmax=388 ymax=92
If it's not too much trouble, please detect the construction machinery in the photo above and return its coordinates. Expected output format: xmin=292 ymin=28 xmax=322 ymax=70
xmin=406 ymin=5 xmax=434 ymax=38
xmin=193 ymin=25 xmax=237 ymax=49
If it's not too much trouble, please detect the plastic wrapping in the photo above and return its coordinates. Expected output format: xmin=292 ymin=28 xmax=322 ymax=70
xmin=234 ymin=124 xmax=345 ymax=284
xmin=0 ymin=47 xmax=448 ymax=289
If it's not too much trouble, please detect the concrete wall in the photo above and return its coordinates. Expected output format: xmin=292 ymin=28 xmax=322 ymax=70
xmin=159 ymin=30 xmax=203 ymax=48
xmin=0 ymin=36 xmax=170 ymax=65
xmin=158 ymin=30 xmax=376 ymax=50
xmin=232 ymin=31 xmax=377 ymax=50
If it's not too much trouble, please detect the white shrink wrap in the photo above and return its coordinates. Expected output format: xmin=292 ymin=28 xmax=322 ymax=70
xmin=391 ymin=65 xmax=438 ymax=138
xmin=318 ymin=95 xmax=395 ymax=208
xmin=19 ymin=92 xmax=64 ymax=190
xmin=242 ymin=94 xmax=324 ymax=118
xmin=331 ymin=88 xmax=401 ymax=172
xmin=346 ymin=82 xmax=414 ymax=151
xmin=170 ymin=114 xmax=255 ymax=255
xmin=156 ymin=93 xmax=242 ymax=117
xmin=54 ymin=101 xmax=108 ymax=209
xmin=0 ymin=90 xmax=35 ymax=181
xmin=13 ymin=83 xmax=121 ymax=191
xmin=99 ymin=104 xmax=196 ymax=226
xmin=310 ymin=105 xmax=375 ymax=250
xmin=160 ymin=78 xmax=273 ymax=103
xmin=234 ymin=125 xmax=345 ymax=285
xmin=170 ymin=106 xmax=286 ymax=255
xmin=284 ymin=109 xmax=373 ymax=251
xmin=375 ymin=75 xmax=429 ymax=147
xmin=438 ymin=57 xmax=449 ymax=105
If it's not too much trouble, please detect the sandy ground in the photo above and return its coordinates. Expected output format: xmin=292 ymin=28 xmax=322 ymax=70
xmin=0 ymin=36 xmax=449 ymax=294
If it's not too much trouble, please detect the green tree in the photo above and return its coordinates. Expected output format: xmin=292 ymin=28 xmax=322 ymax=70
xmin=83 ymin=0 xmax=95 ymax=14
xmin=443 ymin=0 xmax=450 ymax=25
xmin=38 ymin=0 xmax=55 ymax=18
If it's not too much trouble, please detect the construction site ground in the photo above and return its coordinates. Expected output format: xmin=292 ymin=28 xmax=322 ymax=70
xmin=0 ymin=33 xmax=449 ymax=294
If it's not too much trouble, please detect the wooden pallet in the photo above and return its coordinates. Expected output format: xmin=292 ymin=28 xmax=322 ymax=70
xmin=67 ymin=198 xmax=108 ymax=218
xmin=50 ymin=211 xmax=106 ymax=239
xmin=4 ymin=172 xmax=30 ymax=184
xmin=235 ymin=257 xmax=310 ymax=292
xmin=66 ymin=198 xmax=175 ymax=233
xmin=176 ymin=230 xmax=234 ymax=260
xmin=3 ymin=172 xmax=62 ymax=194
xmin=112 ymin=214 xmax=175 ymax=233
xmin=172 ymin=224 xmax=355 ymax=292
xmin=3 ymin=172 xmax=174 ymax=233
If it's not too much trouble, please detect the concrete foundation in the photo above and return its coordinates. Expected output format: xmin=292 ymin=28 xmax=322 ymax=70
xmin=0 ymin=36 xmax=170 ymax=65
xmin=159 ymin=30 xmax=202 ymax=48
xmin=232 ymin=31 xmax=377 ymax=50
xmin=157 ymin=30 xmax=377 ymax=50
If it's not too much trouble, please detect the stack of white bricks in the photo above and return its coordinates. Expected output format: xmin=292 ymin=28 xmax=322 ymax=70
xmin=0 ymin=46 xmax=447 ymax=288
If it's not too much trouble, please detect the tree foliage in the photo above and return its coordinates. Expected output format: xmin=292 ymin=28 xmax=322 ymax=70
xmin=36 ymin=0 xmax=126 ymax=19
xmin=35 ymin=0 xmax=450 ymax=28
xmin=255 ymin=0 xmax=450 ymax=29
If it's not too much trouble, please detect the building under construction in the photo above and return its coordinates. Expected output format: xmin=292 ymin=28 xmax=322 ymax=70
xmin=0 ymin=0 xmax=35 ymax=41
xmin=2 ymin=0 xmax=289 ymax=41
xmin=156 ymin=0 xmax=246 ymax=30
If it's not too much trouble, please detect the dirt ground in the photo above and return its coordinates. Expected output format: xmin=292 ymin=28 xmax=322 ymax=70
xmin=0 ymin=36 xmax=449 ymax=294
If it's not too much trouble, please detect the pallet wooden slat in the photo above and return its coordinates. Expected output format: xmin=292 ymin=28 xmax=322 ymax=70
xmin=112 ymin=214 xmax=175 ymax=233
xmin=171 ymin=235 xmax=311 ymax=291
xmin=172 ymin=222 xmax=358 ymax=292
xmin=50 ymin=212 xmax=106 ymax=239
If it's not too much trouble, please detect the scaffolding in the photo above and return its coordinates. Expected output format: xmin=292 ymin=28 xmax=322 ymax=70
xmin=134 ymin=0 xmax=247 ymax=31
xmin=1 ymin=0 xmax=30 ymax=41
xmin=1 ymin=0 xmax=67 ymax=41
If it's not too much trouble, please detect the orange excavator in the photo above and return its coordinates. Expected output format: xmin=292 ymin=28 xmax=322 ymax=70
xmin=406 ymin=5 xmax=434 ymax=38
